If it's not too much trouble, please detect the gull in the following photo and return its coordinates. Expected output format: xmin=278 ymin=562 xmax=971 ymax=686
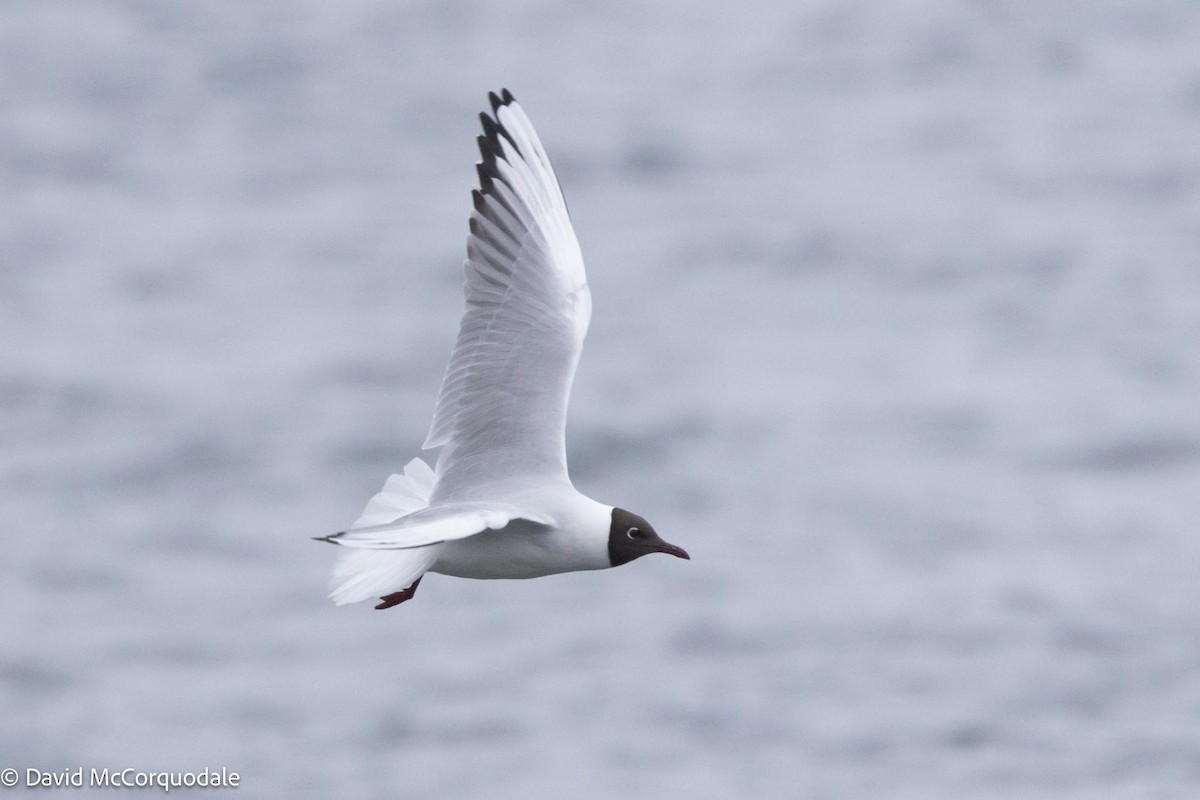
xmin=316 ymin=89 xmax=689 ymax=609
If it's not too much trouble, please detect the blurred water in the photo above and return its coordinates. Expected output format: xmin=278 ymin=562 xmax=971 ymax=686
xmin=3 ymin=1 xmax=1200 ymax=797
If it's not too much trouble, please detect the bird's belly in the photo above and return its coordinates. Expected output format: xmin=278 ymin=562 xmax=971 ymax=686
xmin=430 ymin=530 xmax=603 ymax=580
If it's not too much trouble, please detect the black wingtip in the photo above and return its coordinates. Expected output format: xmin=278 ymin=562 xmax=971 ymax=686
xmin=475 ymin=161 xmax=495 ymax=192
xmin=479 ymin=104 xmax=522 ymax=160
xmin=477 ymin=132 xmax=502 ymax=162
xmin=488 ymin=88 xmax=516 ymax=113
xmin=313 ymin=533 xmax=343 ymax=545
xmin=479 ymin=111 xmax=496 ymax=136
xmin=479 ymin=112 xmax=500 ymax=143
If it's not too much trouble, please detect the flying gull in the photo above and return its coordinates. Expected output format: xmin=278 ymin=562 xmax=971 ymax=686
xmin=316 ymin=89 xmax=689 ymax=609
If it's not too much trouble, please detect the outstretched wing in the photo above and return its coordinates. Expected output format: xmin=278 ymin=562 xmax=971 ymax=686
xmin=318 ymin=501 xmax=553 ymax=550
xmin=424 ymin=90 xmax=591 ymax=502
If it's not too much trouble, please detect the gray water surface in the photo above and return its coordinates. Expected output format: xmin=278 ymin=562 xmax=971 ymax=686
xmin=4 ymin=2 xmax=1200 ymax=797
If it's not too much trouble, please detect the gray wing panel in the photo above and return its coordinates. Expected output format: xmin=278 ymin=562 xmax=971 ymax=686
xmin=424 ymin=91 xmax=590 ymax=501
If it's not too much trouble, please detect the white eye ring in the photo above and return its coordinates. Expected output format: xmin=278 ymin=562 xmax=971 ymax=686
xmin=626 ymin=527 xmax=641 ymax=540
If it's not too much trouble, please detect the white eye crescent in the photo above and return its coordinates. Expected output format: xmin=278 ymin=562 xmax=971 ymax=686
xmin=626 ymin=527 xmax=641 ymax=540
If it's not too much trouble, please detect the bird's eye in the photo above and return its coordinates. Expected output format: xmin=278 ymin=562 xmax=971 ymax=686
xmin=626 ymin=527 xmax=642 ymax=540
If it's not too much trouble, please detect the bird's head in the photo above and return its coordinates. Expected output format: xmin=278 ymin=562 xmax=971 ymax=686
xmin=607 ymin=507 xmax=690 ymax=567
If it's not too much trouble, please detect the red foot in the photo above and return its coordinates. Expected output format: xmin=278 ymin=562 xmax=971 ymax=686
xmin=375 ymin=577 xmax=423 ymax=610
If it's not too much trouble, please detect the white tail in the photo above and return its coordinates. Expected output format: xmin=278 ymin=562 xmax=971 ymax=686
xmin=328 ymin=458 xmax=441 ymax=605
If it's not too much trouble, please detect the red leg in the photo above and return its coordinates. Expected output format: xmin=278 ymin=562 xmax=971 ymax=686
xmin=375 ymin=577 xmax=423 ymax=610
